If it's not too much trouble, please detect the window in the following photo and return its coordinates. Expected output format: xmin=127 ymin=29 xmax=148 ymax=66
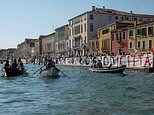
xmin=119 ymin=32 xmax=122 ymax=41
xmin=137 ymin=29 xmax=142 ymax=35
xmin=130 ymin=42 xmax=132 ymax=48
xmin=149 ymin=40 xmax=152 ymax=49
xmin=102 ymin=28 xmax=109 ymax=34
xmin=90 ymin=23 xmax=93 ymax=32
xmin=69 ymin=40 xmax=71 ymax=48
xmin=134 ymin=18 xmax=137 ymax=21
xmin=111 ymin=33 xmax=114 ymax=41
xmin=84 ymin=15 xmax=86 ymax=21
xmin=143 ymin=41 xmax=145 ymax=49
xmin=81 ymin=24 xmax=83 ymax=33
xmin=114 ymin=26 xmax=116 ymax=30
xmin=115 ymin=16 xmax=118 ymax=20
xmin=129 ymin=30 xmax=134 ymax=36
xmin=142 ymin=28 xmax=147 ymax=36
xmin=84 ymin=37 xmax=87 ymax=44
xmin=121 ymin=17 xmax=124 ymax=20
xmin=74 ymin=26 xmax=80 ymax=35
xmin=84 ymin=23 xmax=86 ymax=32
xmin=96 ymin=39 xmax=99 ymax=49
xmin=123 ymin=32 xmax=126 ymax=39
xmin=90 ymin=15 xmax=94 ymax=20
xmin=69 ymin=29 xmax=71 ymax=36
xmin=116 ymin=33 xmax=118 ymax=40
xmin=102 ymin=39 xmax=110 ymax=49
xmin=125 ymin=17 xmax=129 ymax=20
xmin=138 ymin=41 xmax=140 ymax=48
xmin=148 ymin=27 xmax=153 ymax=35
xmin=92 ymin=41 xmax=95 ymax=49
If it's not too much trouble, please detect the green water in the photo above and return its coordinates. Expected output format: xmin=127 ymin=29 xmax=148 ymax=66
xmin=0 ymin=64 xmax=154 ymax=115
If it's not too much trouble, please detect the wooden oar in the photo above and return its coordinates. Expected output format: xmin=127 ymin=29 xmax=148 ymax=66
xmin=58 ymin=69 xmax=69 ymax=77
xmin=32 ymin=65 xmax=45 ymax=75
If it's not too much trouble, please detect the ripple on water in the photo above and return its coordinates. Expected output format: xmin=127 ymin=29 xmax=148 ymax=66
xmin=0 ymin=64 xmax=154 ymax=114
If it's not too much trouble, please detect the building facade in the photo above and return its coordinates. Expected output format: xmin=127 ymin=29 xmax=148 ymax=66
xmin=39 ymin=33 xmax=56 ymax=59
xmin=128 ymin=21 xmax=154 ymax=54
xmin=68 ymin=6 xmax=154 ymax=56
xmin=0 ymin=48 xmax=17 ymax=61
xmin=98 ymin=21 xmax=136 ymax=55
xmin=55 ymin=25 xmax=69 ymax=57
xmin=17 ymin=39 xmax=36 ymax=60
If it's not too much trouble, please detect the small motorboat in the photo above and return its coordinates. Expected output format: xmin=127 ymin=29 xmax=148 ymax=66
xmin=89 ymin=65 xmax=126 ymax=73
xmin=4 ymin=68 xmax=26 ymax=77
xmin=40 ymin=67 xmax=60 ymax=78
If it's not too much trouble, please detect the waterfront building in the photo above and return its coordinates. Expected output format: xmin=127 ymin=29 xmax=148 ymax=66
xmin=0 ymin=48 xmax=17 ymax=61
xmin=34 ymin=39 xmax=39 ymax=58
xmin=68 ymin=6 xmax=154 ymax=56
xmin=88 ymin=36 xmax=99 ymax=55
xmin=17 ymin=39 xmax=36 ymax=60
xmin=98 ymin=21 xmax=137 ymax=55
xmin=0 ymin=49 xmax=7 ymax=61
xmin=55 ymin=25 xmax=69 ymax=57
xmin=39 ymin=33 xmax=56 ymax=59
xmin=128 ymin=21 xmax=154 ymax=54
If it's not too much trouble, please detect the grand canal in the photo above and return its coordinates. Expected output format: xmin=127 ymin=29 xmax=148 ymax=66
xmin=0 ymin=64 xmax=154 ymax=114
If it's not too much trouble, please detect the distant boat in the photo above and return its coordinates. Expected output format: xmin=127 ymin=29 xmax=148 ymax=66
xmin=89 ymin=65 xmax=126 ymax=73
xmin=40 ymin=67 xmax=60 ymax=78
xmin=4 ymin=68 xmax=26 ymax=77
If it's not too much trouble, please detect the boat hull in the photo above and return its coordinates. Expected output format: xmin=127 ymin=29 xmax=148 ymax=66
xmin=40 ymin=67 xmax=59 ymax=78
xmin=4 ymin=68 xmax=26 ymax=77
xmin=89 ymin=65 xmax=126 ymax=73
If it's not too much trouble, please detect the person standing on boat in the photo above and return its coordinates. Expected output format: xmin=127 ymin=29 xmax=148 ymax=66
xmin=18 ymin=58 xmax=25 ymax=70
xmin=46 ymin=57 xmax=55 ymax=69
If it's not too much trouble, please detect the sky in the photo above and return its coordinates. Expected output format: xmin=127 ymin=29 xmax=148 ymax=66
xmin=0 ymin=0 xmax=154 ymax=49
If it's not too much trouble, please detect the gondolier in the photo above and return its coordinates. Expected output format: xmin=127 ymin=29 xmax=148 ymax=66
xmin=46 ymin=58 xmax=55 ymax=68
xmin=40 ymin=57 xmax=60 ymax=78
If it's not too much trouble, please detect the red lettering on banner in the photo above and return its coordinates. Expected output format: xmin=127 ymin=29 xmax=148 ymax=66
xmin=138 ymin=55 xmax=143 ymax=67
xmin=120 ymin=56 xmax=125 ymax=65
xmin=144 ymin=55 xmax=151 ymax=67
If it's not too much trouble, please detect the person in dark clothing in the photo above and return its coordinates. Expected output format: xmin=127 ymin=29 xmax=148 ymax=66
xmin=4 ymin=60 xmax=10 ymax=69
xmin=97 ymin=60 xmax=103 ymax=68
xmin=46 ymin=58 xmax=55 ymax=69
xmin=11 ymin=59 xmax=18 ymax=70
xmin=18 ymin=58 xmax=25 ymax=70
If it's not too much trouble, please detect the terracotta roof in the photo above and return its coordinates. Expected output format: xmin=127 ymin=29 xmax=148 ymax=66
xmin=93 ymin=8 xmax=154 ymax=18
xmin=69 ymin=7 xmax=154 ymax=21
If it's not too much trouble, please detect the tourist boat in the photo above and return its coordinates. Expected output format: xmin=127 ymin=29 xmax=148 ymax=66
xmin=4 ymin=68 xmax=26 ymax=77
xmin=40 ymin=67 xmax=60 ymax=78
xmin=89 ymin=65 xmax=126 ymax=73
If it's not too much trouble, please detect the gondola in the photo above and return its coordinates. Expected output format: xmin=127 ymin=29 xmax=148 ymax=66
xmin=40 ymin=67 xmax=60 ymax=79
xmin=89 ymin=65 xmax=126 ymax=73
xmin=4 ymin=68 xmax=26 ymax=77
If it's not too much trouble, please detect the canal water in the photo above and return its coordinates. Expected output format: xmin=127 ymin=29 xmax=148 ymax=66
xmin=0 ymin=64 xmax=154 ymax=115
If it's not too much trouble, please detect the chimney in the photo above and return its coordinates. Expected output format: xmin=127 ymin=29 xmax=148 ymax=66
xmin=103 ymin=6 xmax=105 ymax=9
xmin=130 ymin=11 xmax=133 ymax=14
xmin=92 ymin=6 xmax=96 ymax=11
